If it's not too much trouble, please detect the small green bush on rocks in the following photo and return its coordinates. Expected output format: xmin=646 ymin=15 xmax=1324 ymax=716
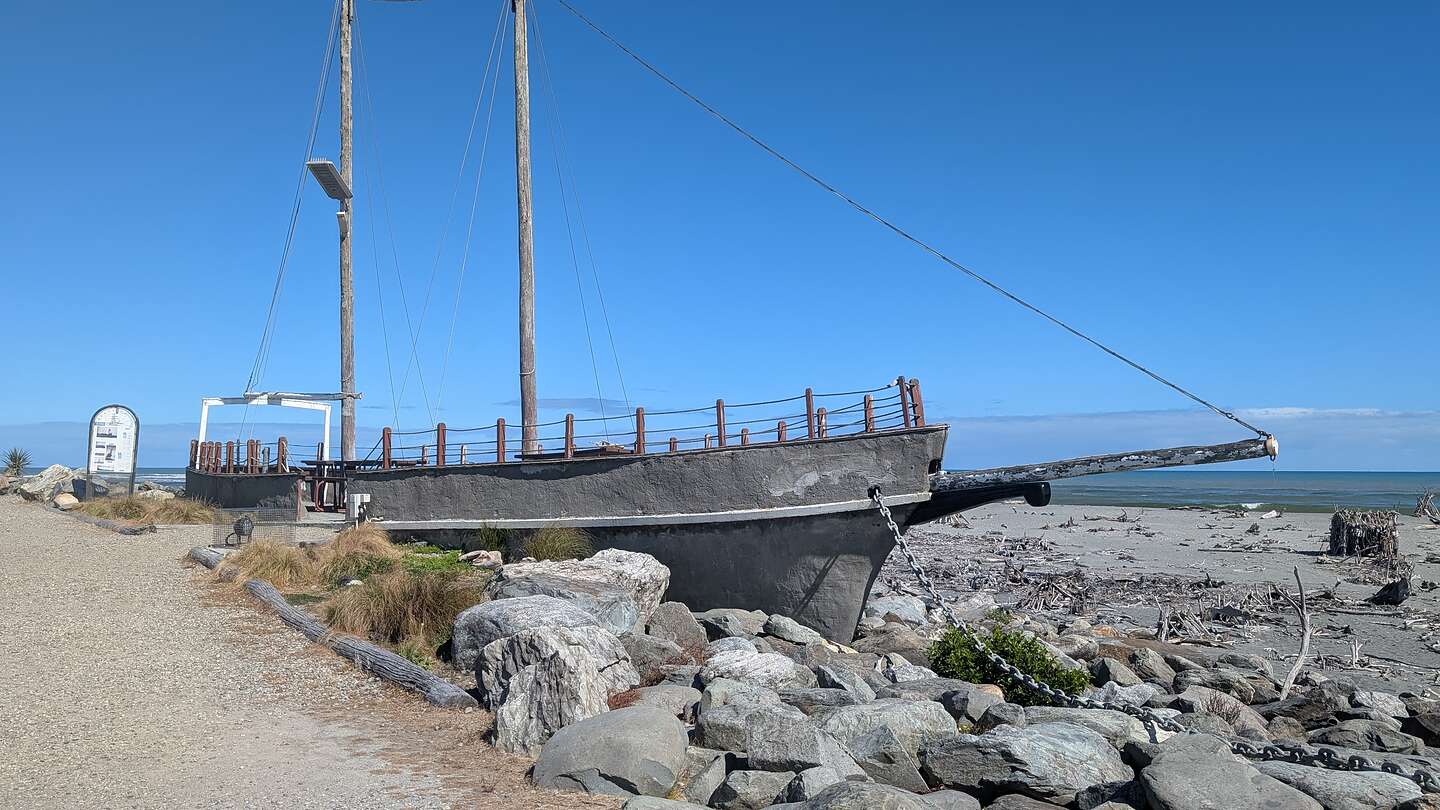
xmin=928 ymin=625 xmax=1090 ymax=706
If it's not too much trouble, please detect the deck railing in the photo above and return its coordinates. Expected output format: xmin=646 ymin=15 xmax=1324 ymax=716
xmin=189 ymin=437 xmax=291 ymax=474
xmin=365 ymin=376 xmax=928 ymax=470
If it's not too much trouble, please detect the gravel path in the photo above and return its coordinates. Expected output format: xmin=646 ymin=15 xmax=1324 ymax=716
xmin=0 ymin=497 xmax=618 ymax=810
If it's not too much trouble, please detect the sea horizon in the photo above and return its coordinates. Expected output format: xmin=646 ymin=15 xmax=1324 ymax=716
xmin=19 ymin=466 xmax=1436 ymax=514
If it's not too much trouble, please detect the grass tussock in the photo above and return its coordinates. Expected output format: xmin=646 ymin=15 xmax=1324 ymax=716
xmin=321 ymin=569 xmax=485 ymax=646
xmin=77 ymin=496 xmax=219 ymax=525
xmin=523 ymin=526 xmax=593 ymax=562
xmin=319 ymin=523 xmax=404 ymax=586
xmin=217 ymin=538 xmax=319 ymax=591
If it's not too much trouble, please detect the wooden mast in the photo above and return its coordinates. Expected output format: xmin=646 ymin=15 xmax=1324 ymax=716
xmin=338 ymin=0 xmax=356 ymax=462
xmin=514 ymin=0 xmax=538 ymax=456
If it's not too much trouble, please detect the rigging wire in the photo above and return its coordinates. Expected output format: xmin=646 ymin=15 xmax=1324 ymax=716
xmin=242 ymin=0 xmax=343 ymax=440
xmin=528 ymin=0 xmax=611 ymax=436
xmin=396 ymin=0 xmax=512 ymax=416
xmin=436 ymin=15 xmax=511 ymax=412
xmin=551 ymin=0 xmax=1270 ymax=439
xmin=354 ymin=19 xmax=436 ymax=427
xmin=354 ymin=29 xmax=401 ymax=429
xmin=529 ymin=0 xmax=633 ymax=419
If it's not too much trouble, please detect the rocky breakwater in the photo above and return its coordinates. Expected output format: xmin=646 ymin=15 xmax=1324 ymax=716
xmin=495 ymin=560 xmax=1440 ymax=810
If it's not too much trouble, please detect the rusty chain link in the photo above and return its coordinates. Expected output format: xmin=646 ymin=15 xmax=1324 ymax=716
xmin=870 ymin=488 xmax=1439 ymax=793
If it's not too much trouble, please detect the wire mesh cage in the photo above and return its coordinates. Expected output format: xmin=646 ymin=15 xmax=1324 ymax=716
xmin=213 ymin=507 xmax=296 ymax=547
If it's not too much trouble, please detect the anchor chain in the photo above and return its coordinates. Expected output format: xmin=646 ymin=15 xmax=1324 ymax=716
xmin=869 ymin=488 xmax=1440 ymax=793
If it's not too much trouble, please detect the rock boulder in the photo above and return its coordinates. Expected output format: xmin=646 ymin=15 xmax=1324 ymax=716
xmin=532 ymin=706 xmax=689 ymax=797
xmin=452 ymin=595 xmax=599 ymax=672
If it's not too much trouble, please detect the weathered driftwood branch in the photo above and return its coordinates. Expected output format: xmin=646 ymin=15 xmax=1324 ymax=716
xmin=242 ymin=580 xmax=478 ymax=709
xmin=1276 ymin=566 xmax=1312 ymax=701
xmin=932 ymin=438 xmax=1273 ymax=492
xmin=188 ymin=546 xmax=227 ymax=569
xmin=185 ymin=546 xmax=476 ymax=709
xmin=1416 ymin=492 xmax=1440 ymax=525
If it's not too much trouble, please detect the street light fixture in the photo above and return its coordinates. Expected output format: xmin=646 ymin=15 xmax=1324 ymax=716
xmin=306 ymin=159 xmax=352 ymax=200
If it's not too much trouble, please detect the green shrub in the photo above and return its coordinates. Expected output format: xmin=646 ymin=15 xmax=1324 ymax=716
xmin=928 ymin=626 xmax=1090 ymax=706
xmin=473 ymin=525 xmax=513 ymax=555
xmin=395 ymin=636 xmax=437 ymax=670
xmin=323 ymin=551 xmax=396 ymax=585
xmin=4 ymin=447 xmax=31 ymax=477
xmin=400 ymin=548 xmax=469 ymax=575
xmin=523 ymin=526 xmax=593 ymax=561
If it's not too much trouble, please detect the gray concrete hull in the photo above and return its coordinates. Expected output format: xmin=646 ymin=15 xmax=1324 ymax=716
xmin=347 ymin=427 xmax=949 ymax=523
xmin=184 ymin=469 xmax=301 ymax=509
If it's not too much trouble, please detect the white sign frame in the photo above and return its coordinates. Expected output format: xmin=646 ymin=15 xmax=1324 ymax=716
xmin=87 ymin=404 xmax=140 ymax=498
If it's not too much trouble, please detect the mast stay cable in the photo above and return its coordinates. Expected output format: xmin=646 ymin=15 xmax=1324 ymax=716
xmin=397 ymin=0 xmax=512 ymax=420
xmin=246 ymin=0 xmax=343 ymax=394
xmin=530 ymin=0 xmax=633 ymax=422
xmin=436 ymin=13 xmax=511 ymax=413
xmin=551 ymin=0 xmax=1269 ymax=439
xmin=529 ymin=0 xmax=613 ymax=437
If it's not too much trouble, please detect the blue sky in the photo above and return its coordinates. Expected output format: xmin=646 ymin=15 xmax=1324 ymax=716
xmin=1 ymin=1 xmax=1436 ymax=470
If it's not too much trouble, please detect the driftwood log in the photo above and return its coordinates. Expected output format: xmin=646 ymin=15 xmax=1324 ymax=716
xmin=1328 ymin=510 xmax=1399 ymax=557
xmin=188 ymin=546 xmax=227 ymax=569
xmin=932 ymin=438 xmax=1273 ymax=491
xmin=186 ymin=546 xmax=478 ymax=710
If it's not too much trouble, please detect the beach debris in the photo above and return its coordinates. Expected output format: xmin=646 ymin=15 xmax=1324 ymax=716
xmin=1416 ymin=491 xmax=1440 ymax=525
xmin=1367 ymin=578 xmax=1412 ymax=606
xmin=1272 ymin=566 xmax=1313 ymax=700
xmin=1328 ymin=509 xmax=1400 ymax=557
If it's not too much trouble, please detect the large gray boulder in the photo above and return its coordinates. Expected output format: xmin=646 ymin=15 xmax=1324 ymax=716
xmin=621 ymin=631 xmax=693 ymax=685
xmin=918 ymin=722 xmax=1132 ymax=804
xmin=622 ymin=798 xmax=710 ymax=810
xmin=629 ymin=684 xmax=703 ymax=722
xmin=478 ymin=624 xmax=638 ymax=707
xmin=814 ymin=664 xmax=878 ymax=702
xmin=532 ymin=706 xmax=689 ymax=797
xmin=875 ymin=677 xmax=984 ymax=703
xmin=452 ymin=595 xmax=598 ymax=671
xmin=485 ymin=570 xmax=641 ymax=636
xmin=1308 ymin=719 xmax=1425 ymax=753
xmin=851 ymin=622 xmax=930 ymax=666
xmin=494 ymin=646 xmax=610 ymax=756
xmin=700 ymin=649 xmax=818 ymax=690
xmin=863 ymin=593 xmax=929 ymax=625
xmin=1173 ymin=667 xmax=1257 ymax=703
xmin=781 ymin=766 xmax=846 ymax=802
xmin=710 ymin=769 xmax=794 ymax=810
xmin=1254 ymin=760 xmax=1423 ymax=810
xmin=764 ymin=614 xmax=826 ymax=645
xmin=847 ymin=725 xmax=927 ymax=791
xmin=743 ymin=711 xmax=866 ymax=778
xmin=1140 ymin=753 xmax=1323 ymax=810
xmin=1128 ymin=647 xmax=1177 ymax=687
xmin=488 ymin=549 xmax=669 ymax=630
xmin=1024 ymin=706 xmax=1165 ymax=748
xmin=1352 ymin=689 xmax=1409 ymax=718
xmin=696 ymin=608 xmax=768 ymax=640
xmin=771 ymin=780 xmax=956 ymax=809
xmin=679 ymin=750 xmax=731 ymax=805
xmin=1258 ymin=681 xmax=1353 ymax=730
xmin=1174 ymin=685 xmax=1270 ymax=737
xmin=648 ymin=601 xmax=709 ymax=656
xmin=780 ymin=687 xmax=865 ymax=715
xmin=812 ymin=698 xmax=957 ymax=756
xmin=16 ymin=464 xmax=78 ymax=502
xmin=699 ymin=689 xmax=807 ymax=752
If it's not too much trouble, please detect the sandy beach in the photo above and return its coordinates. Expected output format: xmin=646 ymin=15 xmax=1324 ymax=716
xmin=884 ymin=502 xmax=1440 ymax=695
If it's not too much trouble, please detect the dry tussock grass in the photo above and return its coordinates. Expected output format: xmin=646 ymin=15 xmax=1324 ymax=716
xmin=523 ymin=526 xmax=593 ymax=561
xmin=322 ymin=569 xmax=485 ymax=645
xmin=217 ymin=539 xmax=320 ymax=591
xmin=78 ymin=496 xmax=219 ymax=525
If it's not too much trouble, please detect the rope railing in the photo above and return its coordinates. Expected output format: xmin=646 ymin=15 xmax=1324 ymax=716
xmin=364 ymin=376 xmax=930 ymax=468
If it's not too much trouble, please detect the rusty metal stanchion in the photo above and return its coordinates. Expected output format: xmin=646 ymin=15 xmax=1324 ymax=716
xmin=564 ymin=414 xmax=575 ymax=459
xmin=382 ymin=427 xmax=392 ymax=470
xmin=497 ymin=418 xmax=506 ymax=463
xmin=716 ymin=399 xmax=727 ymax=448
xmin=777 ymin=420 xmax=787 ymax=442
xmin=864 ymin=394 xmax=875 ymax=432
xmin=436 ymin=422 xmax=447 ymax=468
xmin=634 ymin=407 xmax=646 ymax=454
xmin=805 ymin=387 xmax=816 ymax=439
xmin=897 ymin=375 xmax=913 ymax=428
xmin=909 ymin=378 xmax=926 ymax=426
xmin=817 ymin=408 xmax=828 ymax=438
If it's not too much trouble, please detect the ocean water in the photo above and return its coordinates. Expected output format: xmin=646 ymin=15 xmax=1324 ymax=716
xmin=1048 ymin=470 xmax=1440 ymax=513
xmin=109 ymin=467 xmax=1440 ymax=513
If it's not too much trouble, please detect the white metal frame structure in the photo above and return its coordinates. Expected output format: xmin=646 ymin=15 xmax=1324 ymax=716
xmin=196 ymin=392 xmax=344 ymax=461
